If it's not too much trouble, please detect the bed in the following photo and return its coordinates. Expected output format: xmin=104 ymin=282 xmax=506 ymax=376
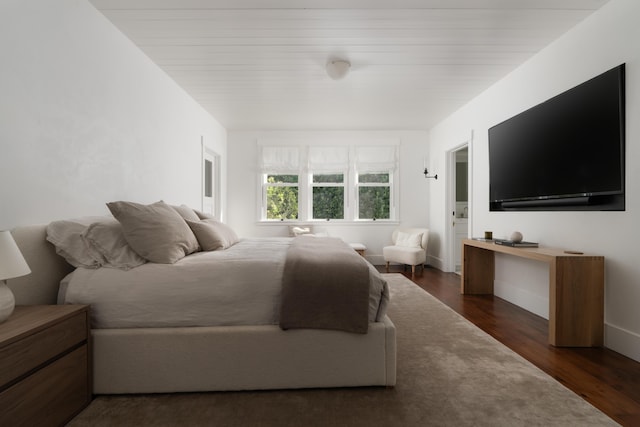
xmin=8 ymin=208 xmax=396 ymax=394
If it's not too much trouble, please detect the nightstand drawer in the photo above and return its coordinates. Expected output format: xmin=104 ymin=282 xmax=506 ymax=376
xmin=0 ymin=345 xmax=90 ymax=427
xmin=0 ymin=310 xmax=87 ymax=387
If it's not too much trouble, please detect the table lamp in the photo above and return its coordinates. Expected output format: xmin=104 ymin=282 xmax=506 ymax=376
xmin=0 ymin=230 xmax=31 ymax=322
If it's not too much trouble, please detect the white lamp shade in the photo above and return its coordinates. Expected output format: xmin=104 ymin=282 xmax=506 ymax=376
xmin=0 ymin=230 xmax=31 ymax=281
xmin=326 ymin=60 xmax=351 ymax=80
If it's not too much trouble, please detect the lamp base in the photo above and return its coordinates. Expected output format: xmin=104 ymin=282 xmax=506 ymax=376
xmin=0 ymin=280 xmax=16 ymax=323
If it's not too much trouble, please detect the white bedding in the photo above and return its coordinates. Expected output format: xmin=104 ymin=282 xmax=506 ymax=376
xmin=60 ymin=237 xmax=390 ymax=329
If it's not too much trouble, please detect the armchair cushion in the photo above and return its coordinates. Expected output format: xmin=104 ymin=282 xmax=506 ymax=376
xmin=383 ymin=245 xmax=426 ymax=266
xmin=395 ymin=231 xmax=423 ymax=248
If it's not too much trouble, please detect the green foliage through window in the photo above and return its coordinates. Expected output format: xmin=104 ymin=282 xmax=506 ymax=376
xmin=312 ymin=174 xmax=344 ymax=220
xmin=358 ymin=187 xmax=390 ymax=219
xmin=358 ymin=172 xmax=390 ymax=219
xmin=263 ymin=170 xmax=393 ymax=221
xmin=313 ymin=187 xmax=344 ymax=219
xmin=266 ymin=175 xmax=298 ymax=220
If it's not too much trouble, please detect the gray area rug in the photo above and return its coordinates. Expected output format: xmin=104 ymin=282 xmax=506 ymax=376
xmin=68 ymin=274 xmax=617 ymax=426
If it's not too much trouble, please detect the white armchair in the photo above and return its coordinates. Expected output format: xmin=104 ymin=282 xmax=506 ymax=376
xmin=383 ymin=228 xmax=429 ymax=274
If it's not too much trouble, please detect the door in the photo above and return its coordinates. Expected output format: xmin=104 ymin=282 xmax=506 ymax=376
xmin=453 ymin=147 xmax=469 ymax=273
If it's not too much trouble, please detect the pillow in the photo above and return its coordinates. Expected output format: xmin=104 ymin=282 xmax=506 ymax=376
xmin=107 ymin=200 xmax=200 ymax=264
xmin=186 ymin=219 xmax=239 ymax=251
xmin=193 ymin=209 xmax=215 ymax=220
xmin=82 ymin=219 xmax=147 ymax=270
xmin=46 ymin=216 xmax=112 ymax=268
xmin=289 ymin=225 xmax=313 ymax=237
xmin=170 ymin=204 xmax=200 ymax=222
xmin=396 ymin=232 xmax=423 ymax=248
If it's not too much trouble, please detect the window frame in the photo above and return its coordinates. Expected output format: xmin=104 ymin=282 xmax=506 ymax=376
xmin=309 ymin=171 xmax=348 ymax=221
xmin=355 ymin=170 xmax=395 ymax=221
xmin=258 ymin=142 xmax=399 ymax=224
xmin=262 ymin=173 xmax=300 ymax=221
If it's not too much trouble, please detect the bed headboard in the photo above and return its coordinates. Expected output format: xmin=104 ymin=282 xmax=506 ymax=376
xmin=7 ymin=225 xmax=74 ymax=305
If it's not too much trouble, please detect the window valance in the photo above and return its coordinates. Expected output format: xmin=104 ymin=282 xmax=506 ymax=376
xmin=355 ymin=146 xmax=398 ymax=172
xmin=307 ymin=146 xmax=350 ymax=172
xmin=260 ymin=146 xmax=301 ymax=173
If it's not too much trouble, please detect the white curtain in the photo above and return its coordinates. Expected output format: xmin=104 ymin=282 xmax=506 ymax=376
xmin=307 ymin=146 xmax=349 ymax=173
xmin=355 ymin=146 xmax=397 ymax=172
xmin=260 ymin=146 xmax=300 ymax=173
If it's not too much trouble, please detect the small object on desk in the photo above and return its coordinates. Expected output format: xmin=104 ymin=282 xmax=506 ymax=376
xmin=494 ymin=239 xmax=539 ymax=248
xmin=484 ymin=231 xmax=493 ymax=240
xmin=564 ymin=250 xmax=584 ymax=255
xmin=510 ymin=231 xmax=523 ymax=243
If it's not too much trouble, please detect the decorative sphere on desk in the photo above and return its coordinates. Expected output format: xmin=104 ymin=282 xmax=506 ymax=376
xmin=510 ymin=231 xmax=523 ymax=243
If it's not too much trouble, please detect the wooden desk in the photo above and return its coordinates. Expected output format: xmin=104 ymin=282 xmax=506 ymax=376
xmin=461 ymin=239 xmax=604 ymax=347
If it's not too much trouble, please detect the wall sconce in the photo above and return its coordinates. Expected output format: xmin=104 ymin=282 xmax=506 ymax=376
xmin=424 ymin=168 xmax=438 ymax=179
xmin=423 ymin=158 xmax=438 ymax=179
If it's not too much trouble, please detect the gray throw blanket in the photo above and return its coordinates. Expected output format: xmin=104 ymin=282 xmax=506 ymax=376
xmin=280 ymin=236 xmax=371 ymax=334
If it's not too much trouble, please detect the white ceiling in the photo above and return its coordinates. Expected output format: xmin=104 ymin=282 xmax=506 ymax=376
xmin=89 ymin=0 xmax=609 ymax=131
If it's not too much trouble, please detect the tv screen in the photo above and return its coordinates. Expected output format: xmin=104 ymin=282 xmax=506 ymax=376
xmin=488 ymin=64 xmax=625 ymax=211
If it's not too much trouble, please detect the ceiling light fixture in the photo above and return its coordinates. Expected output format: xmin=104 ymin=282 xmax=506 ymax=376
xmin=326 ymin=60 xmax=351 ymax=80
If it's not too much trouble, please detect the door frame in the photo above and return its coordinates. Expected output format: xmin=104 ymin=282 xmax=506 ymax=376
xmin=445 ymin=132 xmax=473 ymax=273
xmin=202 ymin=137 xmax=221 ymax=219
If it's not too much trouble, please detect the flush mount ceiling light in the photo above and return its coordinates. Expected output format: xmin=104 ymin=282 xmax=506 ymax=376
xmin=326 ymin=59 xmax=351 ymax=80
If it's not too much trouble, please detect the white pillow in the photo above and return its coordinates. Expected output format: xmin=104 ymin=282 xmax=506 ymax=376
xmin=288 ymin=225 xmax=314 ymax=237
xmin=396 ymin=232 xmax=423 ymax=248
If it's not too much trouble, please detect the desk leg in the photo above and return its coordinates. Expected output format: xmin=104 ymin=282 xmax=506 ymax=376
xmin=461 ymin=244 xmax=495 ymax=294
xmin=549 ymin=257 xmax=604 ymax=347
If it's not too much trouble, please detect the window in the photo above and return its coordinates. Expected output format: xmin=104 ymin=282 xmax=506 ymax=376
xmin=357 ymin=172 xmax=391 ymax=220
xmin=265 ymin=174 xmax=299 ymax=220
xmin=259 ymin=142 xmax=398 ymax=222
xmin=311 ymin=173 xmax=344 ymax=220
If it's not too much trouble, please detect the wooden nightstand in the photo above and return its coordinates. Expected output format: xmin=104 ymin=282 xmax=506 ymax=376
xmin=0 ymin=305 xmax=91 ymax=426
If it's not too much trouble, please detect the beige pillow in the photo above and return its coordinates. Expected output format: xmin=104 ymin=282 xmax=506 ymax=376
xmin=170 ymin=204 xmax=200 ymax=222
xmin=107 ymin=200 xmax=200 ymax=264
xmin=46 ymin=216 xmax=112 ymax=268
xmin=186 ymin=219 xmax=239 ymax=251
xmin=83 ymin=219 xmax=147 ymax=270
xmin=193 ymin=209 xmax=215 ymax=220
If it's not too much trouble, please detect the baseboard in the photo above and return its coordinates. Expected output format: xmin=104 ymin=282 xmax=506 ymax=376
xmin=427 ymin=255 xmax=444 ymax=271
xmin=605 ymin=323 xmax=640 ymax=363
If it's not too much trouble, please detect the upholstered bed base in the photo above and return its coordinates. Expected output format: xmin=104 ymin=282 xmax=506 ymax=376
xmin=9 ymin=224 xmax=397 ymax=394
xmin=93 ymin=317 xmax=396 ymax=394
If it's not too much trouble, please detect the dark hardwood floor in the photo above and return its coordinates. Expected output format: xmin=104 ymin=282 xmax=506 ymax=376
xmin=378 ymin=265 xmax=640 ymax=427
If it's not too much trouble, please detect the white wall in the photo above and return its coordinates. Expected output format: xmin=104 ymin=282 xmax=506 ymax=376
xmin=0 ymin=0 xmax=227 ymax=230
xmin=227 ymin=130 xmax=430 ymax=264
xmin=428 ymin=0 xmax=640 ymax=361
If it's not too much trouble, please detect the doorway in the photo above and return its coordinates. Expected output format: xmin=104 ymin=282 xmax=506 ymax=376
xmin=202 ymin=140 xmax=221 ymax=219
xmin=446 ymin=144 xmax=470 ymax=274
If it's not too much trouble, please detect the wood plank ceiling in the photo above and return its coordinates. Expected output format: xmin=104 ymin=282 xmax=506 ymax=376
xmin=89 ymin=0 xmax=609 ymax=130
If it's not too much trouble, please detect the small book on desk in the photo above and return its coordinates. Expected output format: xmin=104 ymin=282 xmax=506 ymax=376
xmin=494 ymin=239 xmax=539 ymax=248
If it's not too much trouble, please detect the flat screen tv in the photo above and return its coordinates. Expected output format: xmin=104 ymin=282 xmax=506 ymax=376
xmin=489 ymin=64 xmax=625 ymax=211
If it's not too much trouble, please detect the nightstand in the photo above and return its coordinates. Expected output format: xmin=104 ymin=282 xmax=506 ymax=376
xmin=0 ymin=305 xmax=91 ymax=426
